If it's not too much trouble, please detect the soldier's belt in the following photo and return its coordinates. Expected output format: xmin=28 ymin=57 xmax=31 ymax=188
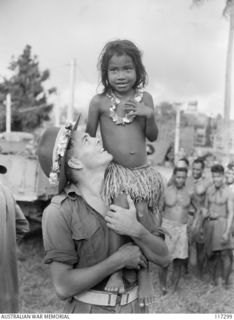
xmin=74 ymin=285 xmax=138 ymax=306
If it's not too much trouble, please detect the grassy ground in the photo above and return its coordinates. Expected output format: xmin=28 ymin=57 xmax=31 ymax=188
xmin=18 ymin=234 xmax=234 ymax=313
xmin=18 ymin=234 xmax=64 ymax=313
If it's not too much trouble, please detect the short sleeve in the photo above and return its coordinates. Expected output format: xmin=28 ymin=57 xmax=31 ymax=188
xmin=42 ymin=203 xmax=78 ymax=265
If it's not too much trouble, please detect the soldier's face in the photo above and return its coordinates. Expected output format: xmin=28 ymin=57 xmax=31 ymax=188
xmin=71 ymin=131 xmax=113 ymax=169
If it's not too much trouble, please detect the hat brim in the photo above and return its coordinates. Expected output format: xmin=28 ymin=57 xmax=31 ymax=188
xmin=0 ymin=165 xmax=7 ymax=174
xmin=58 ymin=114 xmax=81 ymax=193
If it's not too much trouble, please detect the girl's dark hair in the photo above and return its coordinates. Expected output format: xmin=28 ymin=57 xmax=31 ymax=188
xmin=98 ymin=39 xmax=148 ymax=93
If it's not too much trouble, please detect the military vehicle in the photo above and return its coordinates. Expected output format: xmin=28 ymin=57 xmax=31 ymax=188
xmin=0 ymin=131 xmax=57 ymax=234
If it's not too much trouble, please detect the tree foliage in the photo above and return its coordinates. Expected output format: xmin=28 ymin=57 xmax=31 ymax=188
xmin=0 ymin=45 xmax=56 ymax=132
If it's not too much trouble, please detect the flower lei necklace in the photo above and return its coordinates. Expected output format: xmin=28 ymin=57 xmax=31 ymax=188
xmin=106 ymin=90 xmax=143 ymax=125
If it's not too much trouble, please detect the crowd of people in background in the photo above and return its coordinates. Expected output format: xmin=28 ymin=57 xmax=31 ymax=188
xmin=158 ymin=151 xmax=234 ymax=295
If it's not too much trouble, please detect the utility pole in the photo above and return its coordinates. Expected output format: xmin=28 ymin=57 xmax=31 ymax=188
xmin=67 ymin=58 xmax=76 ymax=123
xmin=223 ymin=0 xmax=234 ymax=158
xmin=6 ymin=93 xmax=11 ymax=133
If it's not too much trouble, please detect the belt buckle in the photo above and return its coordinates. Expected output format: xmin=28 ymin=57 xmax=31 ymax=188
xmin=116 ymin=292 xmax=122 ymax=305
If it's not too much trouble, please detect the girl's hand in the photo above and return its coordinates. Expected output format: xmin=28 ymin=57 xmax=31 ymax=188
xmin=123 ymin=99 xmax=153 ymax=118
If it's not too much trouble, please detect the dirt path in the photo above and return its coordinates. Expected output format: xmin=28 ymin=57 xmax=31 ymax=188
xmin=18 ymin=236 xmax=234 ymax=313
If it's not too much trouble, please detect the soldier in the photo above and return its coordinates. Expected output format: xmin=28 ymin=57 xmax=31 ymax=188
xmin=38 ymin=121 xmax=169 ymax=313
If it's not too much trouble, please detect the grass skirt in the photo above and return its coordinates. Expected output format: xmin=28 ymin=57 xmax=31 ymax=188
xmin=102 ymin=162 xmax=164 ymax=222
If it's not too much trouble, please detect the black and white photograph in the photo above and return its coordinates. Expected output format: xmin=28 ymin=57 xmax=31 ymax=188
xmin=0 ymin=0 xmax=234 ymax=316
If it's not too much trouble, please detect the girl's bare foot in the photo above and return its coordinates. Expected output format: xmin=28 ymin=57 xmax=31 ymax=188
xmin=104 ymin=271 xmax=125 ymax=293
xmin=138 ymin=268 xmax=155 ymax=308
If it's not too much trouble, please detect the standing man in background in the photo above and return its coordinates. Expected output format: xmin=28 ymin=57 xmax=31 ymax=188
xmin=160 ymin=167 xmax=198 ymax=293
xmin=205 ymin=164 xmax=233 ymax=288
xmin=187 ymin=158 xmax=212 ymax=277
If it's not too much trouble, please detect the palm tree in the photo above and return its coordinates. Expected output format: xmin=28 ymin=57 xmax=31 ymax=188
xmin=193 ymin=0 xmax=234 ymax=154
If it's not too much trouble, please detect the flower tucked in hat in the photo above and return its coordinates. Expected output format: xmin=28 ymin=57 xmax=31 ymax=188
xmin=49 ymin=122 xmax=73 ymax=186
xmin=37 ymin=114 xmax=81 ymax=193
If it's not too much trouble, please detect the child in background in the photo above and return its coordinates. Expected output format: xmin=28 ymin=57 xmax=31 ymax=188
xmin=86 ymin=39 xmax=164 ymax=308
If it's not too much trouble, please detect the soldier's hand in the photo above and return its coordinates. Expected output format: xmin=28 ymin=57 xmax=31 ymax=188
xmin=117 ymin=242 xmax=147 ymax=270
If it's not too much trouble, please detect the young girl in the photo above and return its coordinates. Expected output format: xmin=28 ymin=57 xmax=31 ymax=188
xmin=86 ymin=39 xmax=164 ymax=308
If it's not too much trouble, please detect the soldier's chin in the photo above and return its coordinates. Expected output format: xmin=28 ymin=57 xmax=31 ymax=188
xmin=108 ymin=153 xmax=113 ymax=161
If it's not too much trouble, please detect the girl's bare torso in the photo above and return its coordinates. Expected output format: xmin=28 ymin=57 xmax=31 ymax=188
xmin=99 ymin=95 xmax=147 ymax=168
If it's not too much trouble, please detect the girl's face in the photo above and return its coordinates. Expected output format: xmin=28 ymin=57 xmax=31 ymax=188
xmin=107 ymin=54 xmax=137 ymax=95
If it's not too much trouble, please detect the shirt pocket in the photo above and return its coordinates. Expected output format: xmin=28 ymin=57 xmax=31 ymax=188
xmin=72 ymin=217 xmax=104 ymax=267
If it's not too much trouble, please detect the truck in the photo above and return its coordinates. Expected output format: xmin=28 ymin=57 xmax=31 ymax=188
xmin=0 ymin=131 xmax=57 ymax=234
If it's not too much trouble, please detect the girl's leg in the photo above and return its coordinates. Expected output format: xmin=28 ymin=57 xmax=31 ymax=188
xmin=158 ymin=266 xmax=168 ymax=295
xmin=105 ymin=194 xmax=129 ymax=293
xmin=136 ymin=201 xmax=155 ymax=307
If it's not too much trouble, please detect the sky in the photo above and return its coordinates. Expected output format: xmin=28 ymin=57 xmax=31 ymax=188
xmin=0 ymin=0 xmax=232 ymax=119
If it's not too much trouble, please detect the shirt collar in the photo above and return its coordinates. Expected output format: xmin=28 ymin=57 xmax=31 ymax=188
xmin=64 ymin=183 xmax=82 ymax=200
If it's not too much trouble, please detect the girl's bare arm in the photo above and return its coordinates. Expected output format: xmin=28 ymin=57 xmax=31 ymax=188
xmin=85 ymin=95 xmax=101 ymax=137
xmin=143 ymin=92 xmax=158 ymax=142
xmin=123 ymin=91 xmax=158 ymax=141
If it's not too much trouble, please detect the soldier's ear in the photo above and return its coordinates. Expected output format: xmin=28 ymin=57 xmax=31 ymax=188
xmin=67 ymin=158 xmax=83 ymax=170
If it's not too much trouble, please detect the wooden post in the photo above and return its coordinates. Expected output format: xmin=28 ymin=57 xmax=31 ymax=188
xmin=6 ymin=93 xmax=11 ymax=133
xmin=174 ymin=102 xmax=181 ymax=162
xmin=67 ymin=59 xmax=76 ymax=122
